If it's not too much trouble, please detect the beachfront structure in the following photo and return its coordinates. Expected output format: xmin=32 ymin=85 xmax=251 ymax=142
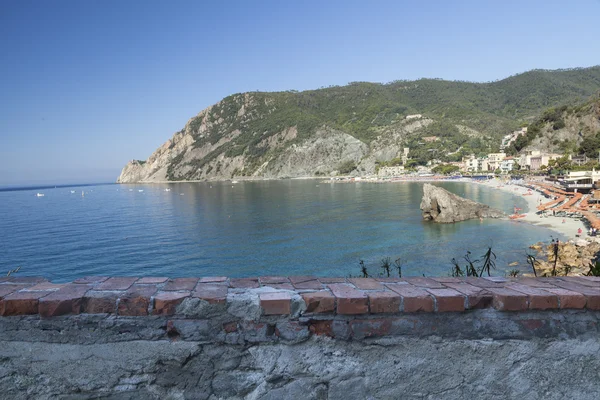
xmin=530 ymin=153 xmax=562 ymax=170
xmin=462 ymin=155 xmax=488 ymax=172
xmin=487 ymin=152 xmax=506 ymax=171
xmin=378 ymin=166 xmax=406 ymax=177
xmin=499 ymin=157 xmax=516 ymax=173
xmin=558 ymin=170 xmax=600 ymax=192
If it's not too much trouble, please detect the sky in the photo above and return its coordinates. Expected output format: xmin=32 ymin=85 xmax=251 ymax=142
xmin=1 ymin=0 xmax=599 ymax=185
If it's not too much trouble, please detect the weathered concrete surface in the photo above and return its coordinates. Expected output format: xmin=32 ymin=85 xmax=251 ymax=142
xmin=420 ymin=183 xmax=505 ymax=223
xmin=1 ymin=337 xmax=599 ymax=400
xmin=1 ymin=310 xmax=600 ymax=399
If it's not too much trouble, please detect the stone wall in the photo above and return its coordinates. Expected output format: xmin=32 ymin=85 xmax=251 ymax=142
xmin=1 ymin=275 xmax=600 ymax=399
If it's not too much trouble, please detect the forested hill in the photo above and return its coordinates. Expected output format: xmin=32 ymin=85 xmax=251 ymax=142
xmin=118 ymin=66 xmax=600 ymax=182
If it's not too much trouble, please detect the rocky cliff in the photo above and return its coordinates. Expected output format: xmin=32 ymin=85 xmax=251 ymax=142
xmin=420 ymin=183 xmax=505 ymax=223
xmin=117 ymin=67 xmax=600 ymax=182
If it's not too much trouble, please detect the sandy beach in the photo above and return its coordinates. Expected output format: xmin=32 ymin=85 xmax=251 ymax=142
xmin=479 ymin=178 xmax=587 ymax=241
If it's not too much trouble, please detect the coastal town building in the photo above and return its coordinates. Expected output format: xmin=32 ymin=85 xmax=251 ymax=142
xmin=529 ymin=153 xmax=561 ymax=170
xmin=462 ymin=155 xmax=488 ymax=172
xmin=486 ymin=152 xmax=506 ymax=171
xmin=499 ymin=157 xmax=515 ymax=173
xmin=405 ymin=114 xmax=422 ymax=120
xmin=558 ymin=170 xmax=600 ymax=192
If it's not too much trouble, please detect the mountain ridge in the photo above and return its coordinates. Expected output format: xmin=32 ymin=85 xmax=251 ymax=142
xmin=117 ymin=66 xmax=600 ymax=182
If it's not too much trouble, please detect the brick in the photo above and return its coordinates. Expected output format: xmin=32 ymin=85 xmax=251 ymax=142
xmin=260 ymin=276 xmax=289 ymax=284
xmin=348 ymin=278 xmax=383 ymax=290
xmin=544 ymin=288 xmax=586 ymax=309
xmin=82 ymin=291 xmax=118 ymax=314
xmin=22 ymin=282 xmax=65 ymax=291
xmin=153 ymin=291 xmax=190 ymax=315
xmin=386 ymin=283 xmax=434 ymax=312
xmin=289 ymin=276 xmax=317 ymax=284
xmin=402 ymin=277 xmax=446 ymax=289
xmin=318 ymin=277 xmax=347 ymax=284
xmin=351 ymin=319 xmax=393 ymax=338
xmin=427 ymin=288 xmax=465 ymax=312
xmin=308 ymin=320 xmax=333 ymax=337
xmin=136 ymin=277 xmax=169 ymax=284
xmin=551 ymin=280 xmax=600 ymax=310
xmin=230 ymin=278 xmax=259 ymax=288
xmin=443 ymin=282 xmax=492 ymax=309
xmin=0 ymin=284 xmax=27 ymax=299
xmin=73 ymin=276 xmax=109 ymax=284
xmin=162 ymin=278 xmax=199 ymax=291
xmin=563 ymin=277 xmax=600 ymax=288
xmin=431 ymin=277 xmax=465 ymax=283
xmin=2 ymin=276 xmax=48 ymax=284
xmin=192 ymin=284 xmax=228 ymax=304
xmin=118 ymin=285 xmax=157 ymax=316
xmin=292 ymin=280 xmax=323 ymax=290
xmin=506 ymin=283 xmax=558 ymax=310
xmin=301 ymin=291 xmax=335 ymax=313
xmin=39 ymin=284 xmax=91 ymax=317
xmin=328 ymin=284 xmax=368 ymax=314
xmin=96 ymin=277 xmax=137 ymax=291
xmin=374 ymin=277 xmax=403 ymax=282
xmin=488 ymin=288 xmax=528 ymax=311
xmin=512 ymin=278 xmax=558 ymax=288
xmin=0 ymin=291 xmax=50 ymax=316
xmin=260 ymin=292 xmax=291 ymax=315
xmin=368 ymin=291 xmax=401 ymax=313
xmin=199 ymin=277 xmax=227 ymax=283
xmin=466 ymin=277 xmax=506 ymax=288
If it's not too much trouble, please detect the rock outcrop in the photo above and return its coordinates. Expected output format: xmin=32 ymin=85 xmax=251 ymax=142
xmin=420 ymin=183 xmax=505 ymax=223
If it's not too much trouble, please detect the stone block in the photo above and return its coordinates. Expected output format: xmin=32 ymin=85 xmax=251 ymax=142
xmin=22 ymin=282 xmax=65 ymax=291
xmin=199 ymin=276 xmax=228 ymax=283
xmin=292 ymin=280 xmax=323 ymax=290
xmin=442 ymin=282 xmax=492 ymax=309
xmin=72 ymin=276 xmax=109 ymax=284
xmin=0 ymin=284 xmax=27 ymax=299
xmin=350 ymin=319 xmax=393 ymax=339
xmin=402 ymin=277 xmax=445 ymax=289
xmin=259 ymin=276 xmax=289 ymax=284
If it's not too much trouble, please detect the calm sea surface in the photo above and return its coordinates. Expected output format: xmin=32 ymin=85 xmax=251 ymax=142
xmin=0 ymin=180 xmax=560 ymax=282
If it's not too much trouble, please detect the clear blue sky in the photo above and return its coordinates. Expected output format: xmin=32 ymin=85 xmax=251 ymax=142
xmin=1 ymin=0 xmax=599 ymax=185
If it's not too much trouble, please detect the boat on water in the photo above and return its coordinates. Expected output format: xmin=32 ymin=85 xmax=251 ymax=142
xmin=36 ymin=193 xmax=44 ymax=197
xmin=70 ymin=190 xmax=75 ymax=194
xmin=231 ymin=180 xmax=239 ymax=184
xmin=164 ymin=188 xmax=171 ymax=192
xmin=138 ymin=190 xmax=144 ymax=192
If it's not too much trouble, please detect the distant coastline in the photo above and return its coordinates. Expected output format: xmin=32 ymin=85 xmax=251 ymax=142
xmin=0 ymin=182 xmax=116 ymax=193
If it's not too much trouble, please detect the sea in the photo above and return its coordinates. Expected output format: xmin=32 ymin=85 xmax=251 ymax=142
xmin=0 ymin=180 xmax=561 ymax=282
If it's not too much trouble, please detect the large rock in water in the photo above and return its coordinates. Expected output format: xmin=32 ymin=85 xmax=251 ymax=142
xmin=420 ymin=183 xmax=505 ymax=223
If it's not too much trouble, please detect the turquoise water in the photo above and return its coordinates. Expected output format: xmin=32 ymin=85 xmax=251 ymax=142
xmin=0 ymin=180 xmax=559 ymax=282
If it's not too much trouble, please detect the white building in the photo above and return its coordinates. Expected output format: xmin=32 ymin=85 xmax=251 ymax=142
xmin=500 ymin=157 xmax=516 ymax=173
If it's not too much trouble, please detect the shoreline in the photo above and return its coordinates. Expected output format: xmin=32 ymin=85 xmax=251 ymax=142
xmin=478 ymin=178 xmax=586 ymax=241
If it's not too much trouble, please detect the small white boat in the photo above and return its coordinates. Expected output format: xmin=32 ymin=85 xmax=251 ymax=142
xmin=81 ymin=191 xmax=85 ymax=197
xmin=138 ymin=190 xmax=144 ymax=193
xmin=231 ymin=180 xmax=239 ymax=184
xmin=180 ymin=193 xmax=185 ymax=196
xmin=36 ymin=193 xmax=45 ymax=197
xmin=70 ymin=190 xmax=75 ymax=194
xmin=164 ymin=188 xmax=171 ymax=192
